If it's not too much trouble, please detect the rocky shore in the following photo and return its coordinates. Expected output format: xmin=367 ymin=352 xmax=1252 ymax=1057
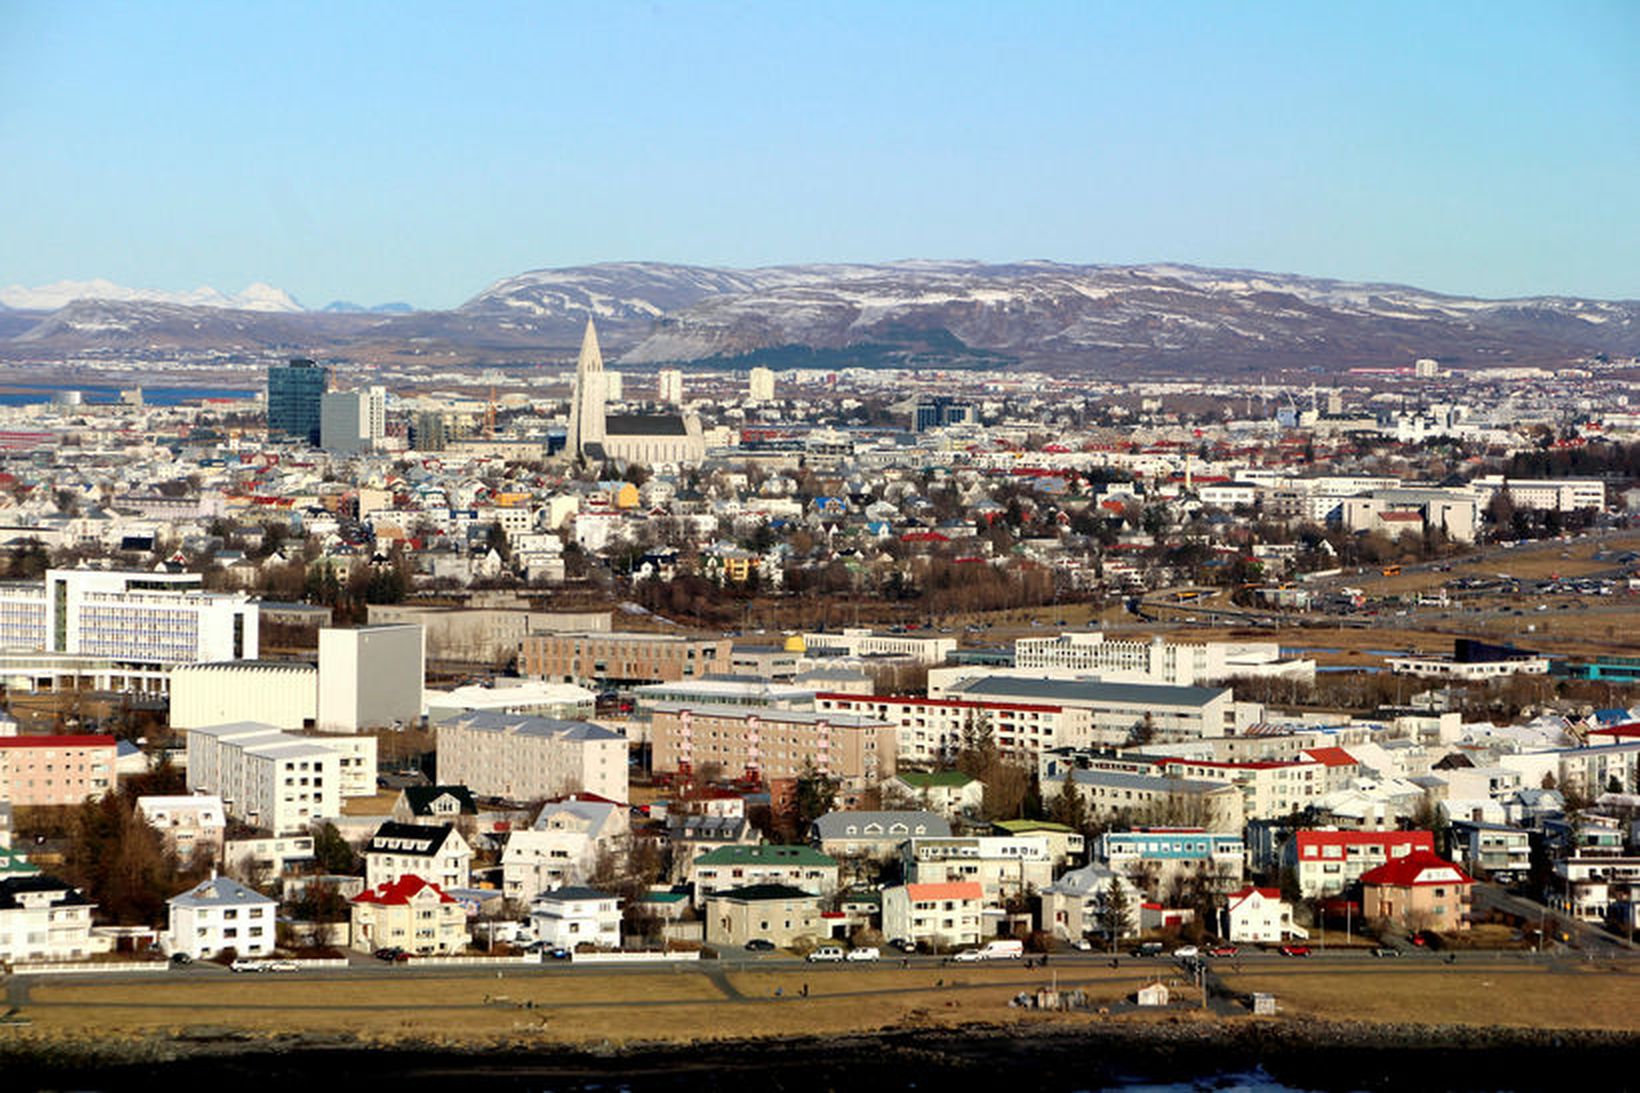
xmin=3 ymin=1019 xmax=1635 ymax=1091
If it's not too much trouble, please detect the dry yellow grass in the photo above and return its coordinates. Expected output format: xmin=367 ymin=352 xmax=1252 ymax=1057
xmin=14 ymin=962 xmax=1640 ymax=1045
xmin=1218 ymin=964 xmax=1640 ymax=1031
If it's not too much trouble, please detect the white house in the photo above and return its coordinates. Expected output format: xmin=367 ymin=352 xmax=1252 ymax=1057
xmin=1039 ymin=863 xmax=1141 ymax=944
xmin=364 ymin=821 xmax=473 ymax=892
xmin=880 ymin=880 xmax=984 ymax=950
xmin=0 ymin=874 xmax=111 ymax=964
xmin=501 ymin=798 xmax=629 ymax=903
xmin=1220 ymin=886 xmax=1306 ymax=944
xmin=136 ymin=794 xmax=226 ymax=865
xmin=164 ymin=875 xmax=278 ymax=958
xmin=528 ymin=885 xmax=622 ymax=951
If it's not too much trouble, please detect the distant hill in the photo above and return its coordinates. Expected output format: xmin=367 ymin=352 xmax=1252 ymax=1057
xmin=3 ymin=261 xmax=1635 ymax=373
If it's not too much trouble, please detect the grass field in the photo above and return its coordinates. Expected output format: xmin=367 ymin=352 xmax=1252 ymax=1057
xmin=1217 ymin=963 xmax=1640 ymax=1031
xmin=9 ymin=962 xmax=1640 ymax=1045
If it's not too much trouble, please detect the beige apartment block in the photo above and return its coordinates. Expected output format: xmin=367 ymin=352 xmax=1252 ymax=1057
xmin=520 ymin=631 xmax=730 ymax=686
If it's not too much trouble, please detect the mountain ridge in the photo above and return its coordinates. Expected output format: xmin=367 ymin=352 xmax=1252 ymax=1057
xmin=3 ymin=260 xmax=1635 ymax=373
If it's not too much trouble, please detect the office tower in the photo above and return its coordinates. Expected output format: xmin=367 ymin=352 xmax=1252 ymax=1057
xmin=320 ymin=385 xmax=386 ymax=453
xmin=267 ymin=357 xmax=329 ymax=444
xmin=748 ymin=366 xmax=775 ymax=403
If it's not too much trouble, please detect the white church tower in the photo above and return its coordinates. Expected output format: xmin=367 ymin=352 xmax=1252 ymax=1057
xmin=567 ymin=318 xmax=607 ymax=460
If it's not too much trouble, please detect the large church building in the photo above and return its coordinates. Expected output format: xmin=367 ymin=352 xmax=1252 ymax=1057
xmin=567 ymin=319 xmax=705 ymax=466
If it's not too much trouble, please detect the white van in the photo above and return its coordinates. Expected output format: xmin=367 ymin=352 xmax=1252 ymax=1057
xmin=979 ymin=939 xmax=1024 ymax=960
xmin=806 ymin=945 xmax=846 ymax=963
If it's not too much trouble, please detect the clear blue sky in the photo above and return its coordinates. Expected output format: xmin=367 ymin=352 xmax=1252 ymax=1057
xmin=1 ymin=1 xmax=1636 ymax=309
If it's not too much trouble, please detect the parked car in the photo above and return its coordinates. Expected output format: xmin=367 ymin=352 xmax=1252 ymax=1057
xmin=887 ymin=938 xmax=916 ymax=953
xmin=1071 ymin=938 xmax=1093 ymax=951
xmin=168 ymin=952 xmax=193 ymax=966
xmin=229 ymin=959 xmax=267 ymax=973
xmin=952 ymin=949 xmax=984 ymax=962
xmin=744 ymin=939 xmax=776 ymax=952
xmin=845 ymin=947 xmax=880 ymax=962
xmin=374 ymin=947 xmax=404 ymax=961
xmin=1208 ymin=945 xmax=1239 ymax=957
xmin=807 ymin=945 xmax=846 ymax=963
xmin=1371 ymin=947 xmax=1400 ymax=958
xmin=1131 ymin=941 xmax=1164 ymax=958
xmin=266 ymin=960 xmax=299 ymax=972
xmin=1173 ymin=945 xmax=1200 ymax=959
xmin=1279 ymin=945 xmax=1312 ymax=957
xmin=978 ymin=939 xmax=1024 ymax=960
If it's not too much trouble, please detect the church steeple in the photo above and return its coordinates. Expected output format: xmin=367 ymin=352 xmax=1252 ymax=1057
xmin=567 ymin=316 xmax=607 ymax=461
xmin=576 ymin=317 xmax=603 ymax=375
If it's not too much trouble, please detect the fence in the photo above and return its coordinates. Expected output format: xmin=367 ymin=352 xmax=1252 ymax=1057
xmin=569 ymin=950 xmax=701 ymax=965
xmin=11 ymin=960 xmax=171 ymax=976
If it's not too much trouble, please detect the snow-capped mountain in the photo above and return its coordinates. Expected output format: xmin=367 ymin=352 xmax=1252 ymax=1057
xmin=2 ymin=261 xmax=1635 ymax=372
xmin=0 ymin=279 xmax=303 ymax=313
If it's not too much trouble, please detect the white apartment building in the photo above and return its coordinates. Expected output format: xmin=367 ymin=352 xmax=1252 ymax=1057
xmin=136 ymin=794 xmax=226 ymax=865
xmin=900 ymin=835 xmax=1054 ymax=903
xmin=940 ymin=676 xmax=1241 ymax=745
xmin=800 ymin=628 xmax=956 ymax=666
xmin=320 ymin=385 xmax=386 ymax=453
xmin=815 ymin=691 xmax=1093 ymax=766
xmin=0 ymin=874 xmax=111 ymax=964
xmin=169 ymin=661 xmax=317 ymax=730
xmin=657 ymin=368 xmax=683 ymax=405
xmin=1470 ymin=476 xmax=1606 ymax=512
xmin=1012 ymin=632 xmax=1313 ymax=686
xmin=164 ymin=876 xmax=277 ymax=959
xmin=364 ymin=821 xmax=472 ymax=892
xmin=747 ymin=366 xmax=775 ymax=403
xmin=0 ymin=569 xmax=257 ymax=692
xmin=435 ymin=710 xmax=628 ymax=803
xmin=186 ymin=722 xmax=378 ymax=834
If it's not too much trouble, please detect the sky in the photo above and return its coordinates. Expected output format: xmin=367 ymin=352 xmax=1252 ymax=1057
xmin=1 ymin=1 xmax=1637 ymax=309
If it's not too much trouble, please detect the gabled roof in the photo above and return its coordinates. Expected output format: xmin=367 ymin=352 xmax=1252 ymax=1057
xmin=693 ymin=844 xmax=837 ymax=868
xmin=367 ymin=821 xmax=458 ymax=857
xmin=811 ymin=811 xmax=952 ymax=839
xmin=1224 ymin=886 xmax=1284 ymax=908
xmin=1359 ymin=850 xmax=1473 ymax=888
xmin=352 ymin=874 xmax=456 ymax=906
xmin=1301 ymin=747 xmax=1358 ymax=768
xmin=169 ymin=875 xmax=275 ymax=908
xmin=399 ymin=785 xmax=477 ymax=817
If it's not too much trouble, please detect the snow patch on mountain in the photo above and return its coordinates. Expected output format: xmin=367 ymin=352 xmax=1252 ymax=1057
xmin=0 ymin=279 xmax=303 ymax=313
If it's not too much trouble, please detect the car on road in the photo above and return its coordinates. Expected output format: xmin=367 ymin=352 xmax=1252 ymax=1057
xmin=952 ymin=949 xmax=984 ymax=962
xmin=1278 ymin=945 xmax=1311 ymax=957
xmin=1131 ymin=941 xmax=1164 ymax=958
xmin=168 ymin=952 xmax=193 ymax=966
xmin=1371 ymin=947 xmax=1400 ymax=958
xmin=887 ymin=938 xmax=916 ymax=953
xmin=229 ymin=959 xmax=268 ymax=973
xmin=846 ymin=947 xmax=880 ymax=962
xmin=1173 ymin=945 xmax=1200 ymax=959
xmin=1209 ymin=945 xmax=1238 ymax=957
xmin=1071 ymin=938 xmax=1093 ymax=951
xmin=266 ymin=960 xmax=299 ymax=972
xmin=806 ymin=945 xmax=846 ymax=963
xmin=374 ymin=946 xmax=404 ymax=961
xmin=744 ymin=939 xmax=776 ymax=952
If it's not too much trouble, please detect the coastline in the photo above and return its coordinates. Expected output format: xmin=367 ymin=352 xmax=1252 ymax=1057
xmin=3 ymin=1019 xmax=1635 ymax=1091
